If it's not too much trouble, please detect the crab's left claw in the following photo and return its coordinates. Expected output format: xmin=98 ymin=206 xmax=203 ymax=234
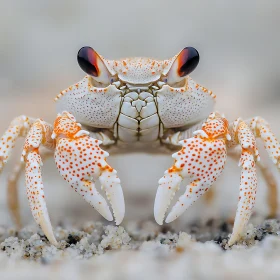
xmin=154 ymin=172 xmax=183 ymax=225
xmin=154 ymin=129 xmax=227 ymax=225
xmin=53 ymin=112 xmax=125 ymax=225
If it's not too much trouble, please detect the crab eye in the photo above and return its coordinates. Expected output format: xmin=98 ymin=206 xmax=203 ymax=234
xmin=77 ymin=46 xmax=112 ymax=84
xmin=177 ymin=47 xmax=199 ymax=77
xmin=77 ymin=46 xmax=99 ymax=76
xmin=165 ymin=47 xmax=199 ymax=85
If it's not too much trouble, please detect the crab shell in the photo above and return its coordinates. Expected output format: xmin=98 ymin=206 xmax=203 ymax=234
xmin=55 ymin=48 xmax=216 ymax=143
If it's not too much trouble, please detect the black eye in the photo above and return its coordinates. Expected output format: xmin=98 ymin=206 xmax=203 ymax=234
xmin=77 ymin=46 xmax=99 ymax=77
xmin=177 ymin=47 xmax=199 ymax=77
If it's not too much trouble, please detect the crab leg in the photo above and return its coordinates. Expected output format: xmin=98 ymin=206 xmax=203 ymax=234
xmin=0 ymin=115 xmax=35 ymax=171
xmin=52 ymin=112 xmax=125 ymax=225
xmin=228 ymin=150 xmax=257 ymax=245
xmin=228 ymin=150 xmax=278 ymax=219
xmin=7 ymin=148 xmax=53 ymax=228
xmin=257 ymin=160 xmax=278 ymax=218
xmin=247 ymin=117 xmax=280 ymax=168
xmin=21 ymin=119 xmax=57 ymax=245
xmin=25 ymin=150 xmax=57 ymax=245
xmin=246 ymin=117 xmax=280 ymax=217
xmin=227 ymin=119 xmax=259 ymax=245
xmin=227 ymin=117 xmax=280 ymax=244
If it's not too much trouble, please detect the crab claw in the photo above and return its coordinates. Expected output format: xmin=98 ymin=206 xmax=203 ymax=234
xmin=55 ymin=137 xmax=125 ymax=224
xmin=154 ymin=134 xmax=227 ymax=225
xmin=53 ymin=113 xmax=125 ymax=225
xmin=99 ymin=170 xmax=125 ymax=225
xmin=154 ymin=172 xmax=182 ymax=225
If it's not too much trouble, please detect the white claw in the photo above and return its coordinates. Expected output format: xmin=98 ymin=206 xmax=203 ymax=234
xmin=38 ymin=216 xmax=58 ymax=246
xmin=89 ymin=190 xmax=113 ymax=221
xmin=154 ymin=173 xmax=182 ymax=225
xmin=76 ymin=180 xmax=113 ymax=222
xmin=165 ymin=195 xmax=192 ymax=223
xmin=99 ymin=170 xmax=125 ymax=225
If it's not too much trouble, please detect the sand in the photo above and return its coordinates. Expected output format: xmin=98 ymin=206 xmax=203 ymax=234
xmin=0 ymin=219 xmax=280 ymax=280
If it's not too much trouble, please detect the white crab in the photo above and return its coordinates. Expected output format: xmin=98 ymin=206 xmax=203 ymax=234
xmin=1 ymin=46 xmax=279 ymax=246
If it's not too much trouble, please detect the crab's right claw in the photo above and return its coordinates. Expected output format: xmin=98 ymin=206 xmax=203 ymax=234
xmin=154 ymin=129 xmax=227 ymax=225
xmin=53 ymin=113 xmax=125 ymax=225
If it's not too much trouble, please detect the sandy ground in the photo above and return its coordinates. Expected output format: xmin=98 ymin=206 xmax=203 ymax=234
xmin=0 ymin=219 xmax=280 ymax=280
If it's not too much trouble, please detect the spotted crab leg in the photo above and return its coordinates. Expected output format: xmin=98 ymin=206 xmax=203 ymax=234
xmin=52 ymin=112 xmax=125 ymax=225
xmin=154 ymin=112 xmax=261 ymax=245
xmin=247 ymin=117 xmax=280 ymax=168
xmin=257 ymin=160 xmax=278 ymax=218
xmin=228 ymin=150 xmax=278 ymax=219
xmin=0 ymin=115 xmax=35 ymax=171
xmin=226 ymin=118 xmax=259 ymax=245
xmin=7 ymin=148 xmax=53 ymax=228
xmin=21 ymin=119 xmax=57 ymax=245
xmin=227 ymin=117 xmax=280 ymax=244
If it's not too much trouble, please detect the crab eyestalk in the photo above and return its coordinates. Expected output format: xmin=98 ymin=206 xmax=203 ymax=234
xmin=164 ymin=47 xmax=200 ymax=85
xmin=77 ymin=46 xmax=113 ymax=85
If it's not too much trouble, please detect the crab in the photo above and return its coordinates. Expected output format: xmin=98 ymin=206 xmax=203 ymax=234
xmin=0 ymin=46 xmax=279 ymax=246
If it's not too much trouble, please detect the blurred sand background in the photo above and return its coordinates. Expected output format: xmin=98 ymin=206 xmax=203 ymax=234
xmin=0 ymin=0 xmax=280 ymax=229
